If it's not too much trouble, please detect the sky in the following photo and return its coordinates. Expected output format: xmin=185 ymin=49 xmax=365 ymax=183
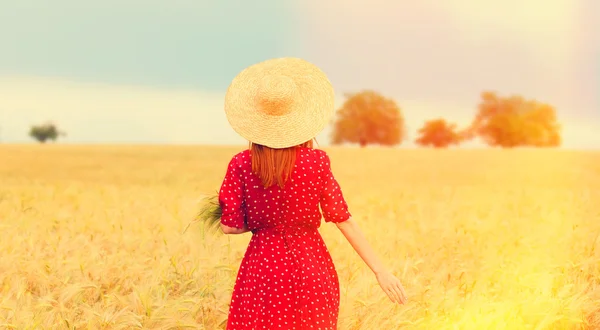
xmin=0 ymin=0 xmax=598 ymax=148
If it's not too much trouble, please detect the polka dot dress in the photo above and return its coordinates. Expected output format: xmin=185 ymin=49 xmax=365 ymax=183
xmin=219 ymin=147 xmax=352 ymax=330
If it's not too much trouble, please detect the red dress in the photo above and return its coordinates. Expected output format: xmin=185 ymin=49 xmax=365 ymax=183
xmin=219 ymin=147 xmax=352 ymax=330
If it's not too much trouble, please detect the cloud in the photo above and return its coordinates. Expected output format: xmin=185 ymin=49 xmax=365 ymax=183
xmin=0 ymin=76 xmax=244 ymax=145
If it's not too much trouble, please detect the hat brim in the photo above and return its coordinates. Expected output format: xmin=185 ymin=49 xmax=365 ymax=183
xmin=224 ymin=57 xmax=335 ymax=149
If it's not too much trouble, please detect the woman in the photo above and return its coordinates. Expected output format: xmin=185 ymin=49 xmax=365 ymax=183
xmin=218 ymin=57 xmax=407 ymax=329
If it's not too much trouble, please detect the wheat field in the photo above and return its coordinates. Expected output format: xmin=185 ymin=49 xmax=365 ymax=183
xmin=0 ymin=144 xmax=599 ymax=329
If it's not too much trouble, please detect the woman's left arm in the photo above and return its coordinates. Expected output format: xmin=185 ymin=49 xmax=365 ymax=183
xmin=219 ymin=154 xmax=249 ymax=235
xmin=221 ymin=222 xmax=250 ymax=234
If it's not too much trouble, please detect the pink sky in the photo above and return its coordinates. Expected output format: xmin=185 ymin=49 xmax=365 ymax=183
xmin=295 ymin=0 xmax=595 ymax=117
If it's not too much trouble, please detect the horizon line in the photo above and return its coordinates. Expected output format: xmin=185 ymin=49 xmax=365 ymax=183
xmin=1 ymin=142 xmax=599 ymax=152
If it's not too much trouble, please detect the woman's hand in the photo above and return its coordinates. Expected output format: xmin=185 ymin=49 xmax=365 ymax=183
xmin=376 ymin=270 xmax=408 ymax=304
xmin=221 ymin=222 xmax=251 ymax=234
xmin=335 ymin=219 xmax=408 ymax=305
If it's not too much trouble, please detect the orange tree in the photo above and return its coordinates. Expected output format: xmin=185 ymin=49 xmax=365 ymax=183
xmin=415 ymin=118 xmax=462 ymax=148
xmin=331 ymin=90 xmax=406 ymax=147
xmin=462 ymin=91 xmax=561 ymax=147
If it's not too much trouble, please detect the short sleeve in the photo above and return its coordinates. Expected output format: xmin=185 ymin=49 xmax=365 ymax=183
xmin=319 ymin=152 xmax=351 ymax=223
xmin=218 ymin=155 xmax=246 ymax=229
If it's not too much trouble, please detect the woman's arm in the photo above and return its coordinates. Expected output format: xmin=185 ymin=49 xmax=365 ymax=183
xmin=335 ymin=217 xmax=387 ymax=274
xmin=221 ymin=222 xmax=250 ymax=235
xmin=335 ymin=217 xmax=408 ymax=304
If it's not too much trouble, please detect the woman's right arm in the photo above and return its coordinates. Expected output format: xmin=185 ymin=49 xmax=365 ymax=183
xmin=317 ymin=151 xmax=407 ymax=304
xmin=335 ymin=218 xmax=408 ymax=305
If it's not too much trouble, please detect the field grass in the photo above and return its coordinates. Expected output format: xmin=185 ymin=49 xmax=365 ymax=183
xmin=0 ymin=144 xmax=599 ymax=329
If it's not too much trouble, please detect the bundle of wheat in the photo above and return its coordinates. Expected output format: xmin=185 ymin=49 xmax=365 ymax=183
xmin=182 ymin=192 xmax=222 ymax=235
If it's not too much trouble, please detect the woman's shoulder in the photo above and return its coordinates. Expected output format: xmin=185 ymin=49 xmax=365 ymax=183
xmin=298 ymin=148 xmax=331 ymax=169
xmin=226 ymin=149 xmax=250 ymax=168
xmin=235 ymin=149 xmax=251 ymax=159
xmin=299 ymin=147 xmax=328 ymax=158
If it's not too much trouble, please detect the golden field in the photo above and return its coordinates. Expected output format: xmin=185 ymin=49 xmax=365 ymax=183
xmin=0 ymin=144 xmax=599 ymax=329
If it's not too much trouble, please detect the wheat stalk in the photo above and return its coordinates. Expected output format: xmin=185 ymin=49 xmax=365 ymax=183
xmin=182 ymin=192 xmax=222 ymax=235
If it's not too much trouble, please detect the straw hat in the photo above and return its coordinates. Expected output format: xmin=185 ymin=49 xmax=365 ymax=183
xmin=224 ymin=57 xmax=335 ymax=149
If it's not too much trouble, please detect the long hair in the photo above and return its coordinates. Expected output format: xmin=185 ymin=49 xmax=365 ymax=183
xmin=249 ymin=139 xmax=317 ymax=189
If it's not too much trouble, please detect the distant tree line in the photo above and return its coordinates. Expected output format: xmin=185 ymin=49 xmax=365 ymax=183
xmin=27 ymin=90 xmax=562 ymax=149
xmin=331 ymin=90 xmax=562 ymax=148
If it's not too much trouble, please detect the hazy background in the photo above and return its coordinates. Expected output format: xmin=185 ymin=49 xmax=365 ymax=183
xmin=1 ymin=0 xmax=598 ymax=148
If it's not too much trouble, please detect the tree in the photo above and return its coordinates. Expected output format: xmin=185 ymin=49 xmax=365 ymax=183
xmin=29 ymin=122 xmax=65 ymax=144
xmin=415 ymin=118 xmax=462 ymax=148
xmin=462 ymin=91 xmax=561 ymax=148
xmin=331 ymin=90 xmax=406 ymax=147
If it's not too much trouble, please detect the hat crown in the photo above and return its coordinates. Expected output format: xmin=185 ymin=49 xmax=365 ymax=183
xmin=255 ymin=74 xmax=296 ymax=116
xmin=224 ymin=57 xmax=334 ymax=149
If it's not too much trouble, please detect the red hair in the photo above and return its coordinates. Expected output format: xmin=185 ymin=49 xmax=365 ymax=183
xmin=249 ymin=139 xmax=316 ymax=189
